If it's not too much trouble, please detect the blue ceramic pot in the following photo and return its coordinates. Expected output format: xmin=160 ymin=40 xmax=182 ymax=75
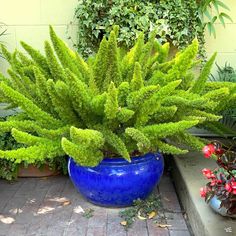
xmin=209 ymin=196 xmax=236 ymax=218
xmin=68 ymin=152 xmax=164 ymax=207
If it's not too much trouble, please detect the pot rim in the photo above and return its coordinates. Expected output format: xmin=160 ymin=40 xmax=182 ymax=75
xmin=70 ymin=152 xmax=163 ymax=167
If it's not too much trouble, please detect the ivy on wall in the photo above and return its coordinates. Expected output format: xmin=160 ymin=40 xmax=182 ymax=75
xmin=74 ymin=0 xmax=158 ymax=56
xmin=156 ymin=0 xmax=206 ymax=57
xmin=73 ymin=0 xmax=232 ymax=58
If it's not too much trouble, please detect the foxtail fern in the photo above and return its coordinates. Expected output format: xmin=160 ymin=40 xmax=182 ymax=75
xmin=0 ymin=26 xmax=234 ymax=166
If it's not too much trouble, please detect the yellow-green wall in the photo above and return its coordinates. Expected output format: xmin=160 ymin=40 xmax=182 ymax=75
xmin=205 ymin=0 xmax=236 ymax=72
xmin=0 ymin=0 xmax=78 ymax=75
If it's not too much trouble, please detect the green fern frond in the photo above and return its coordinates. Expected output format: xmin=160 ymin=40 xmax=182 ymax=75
xmin=125 ymin=128 xmax=150 ymax=152
xmin=156 ymin=140 xmax=188 ymax=155
xmin=190 ymin=52 xmax=217 ymax=94
xmin=104 ymin=82 xmax=118 ymax=120
xmin=0 ymin=26 xmax=233 ymax=167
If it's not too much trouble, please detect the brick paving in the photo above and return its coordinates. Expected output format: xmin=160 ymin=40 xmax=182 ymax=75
xmin=0 ymin=174 xmax=192 ymax=236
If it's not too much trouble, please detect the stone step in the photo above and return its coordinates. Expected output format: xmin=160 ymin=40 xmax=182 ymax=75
xmin=171 ymin=152 xmax=236 ymax=236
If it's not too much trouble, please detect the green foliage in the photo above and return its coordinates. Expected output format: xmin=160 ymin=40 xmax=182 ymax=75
xmin=210 ymin=63 xmax=236 ymax=82
xmin=0 ymin=129 xmax=23 ymax=180
xmin=104 ymin=82 xmax=118 ymax=120
xmin=74 ymin=0 xmax=158 ymax=57
xmin=72 ymin=0 xmax=231 ymax=58
xmin=0 ymin=23 xmax=7 ymax=59
xmin=190 ymin=52 xmax=217 ymax=94
xmin=209 ymin=62 xmax=236 ymax=132
xmin=82 ymin=208 xmax=94 ymax=219
xmin=130 ymin=63 xmax=144 ymax=91
xmin=104 ymin=31 xmax=122 ymax=90
xmin=156 ymin=0 xmax=206 ymax=58
xmin=198 ymin=0 xmax=233 ymax=38
xmin=0 ymin=26 xmax=234 ymax=167
xmin=0 ymin=118 xmax=67 ymax=180
xmin=125 ymin=128 xmax=150 ymax=153
xmin=119 ymin=193 xmax=162 ymax=230
xmin=62 ymin=127 xmax=104 ymax=166
xmin=0 ymin=159 xmax=18 ymax=180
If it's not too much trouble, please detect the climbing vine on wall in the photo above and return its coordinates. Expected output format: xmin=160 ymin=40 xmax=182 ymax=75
xmin=73 ymin=0 xmax=231 ymax=58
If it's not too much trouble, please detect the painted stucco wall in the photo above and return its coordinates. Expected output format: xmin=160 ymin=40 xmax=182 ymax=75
xmin=0 ymin=0 xmax=78 ymax=75
xmin=0 ymin=0 xmax=235 ymax=75
xmin=205 ymin=0 xmax=236 ymax=72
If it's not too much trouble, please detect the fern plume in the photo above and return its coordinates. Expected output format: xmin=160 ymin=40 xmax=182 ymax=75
xmin=0 ymin=27 xmax=233 ymax=166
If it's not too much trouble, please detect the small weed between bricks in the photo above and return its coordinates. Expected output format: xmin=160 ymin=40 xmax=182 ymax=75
xmin=119 ymin=194 xmax=166 ymax=230
xmin=82 ymin=208 xmax=95 ymax=219
xmin=81 ymin=194 xmax=170 ymax=230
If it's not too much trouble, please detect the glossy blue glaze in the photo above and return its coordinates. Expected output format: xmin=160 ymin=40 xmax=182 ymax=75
xmin=68 ymin=153 xmax=164 ymax=207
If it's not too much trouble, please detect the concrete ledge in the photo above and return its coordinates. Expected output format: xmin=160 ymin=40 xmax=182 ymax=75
xmin=172 ymin=152 xmax=236 ymax=236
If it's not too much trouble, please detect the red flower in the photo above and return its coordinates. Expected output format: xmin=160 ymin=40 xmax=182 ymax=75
xmin=202 ymin=144 xmax=215 ymax=158
xmin=210 ymin=179 xmax=219 ymax=186
xmin=225 ymin=183 xmax=232 ymax=192
xmin=200 ymin=187 xmax=207 ymax=198
xmin=231 ymin=182 xmax=236 ymax=189
xmin=230 ymin=182 xmax=236 ymax=194
xmin=202 ymin=168 xmax=215 ymax=179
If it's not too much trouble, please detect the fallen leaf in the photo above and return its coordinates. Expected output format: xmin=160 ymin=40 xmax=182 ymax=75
xmin=73 ymin=206 xmax=85 ymax=214
xmin=148 ymin=211 xmax=157 ymax=219
xmin=0 ymin=215 xmax=15 ymax=224
xmin=120 ymin=221 xmax=127 ymax=226
xmin=163 ymin=197 xmax=170 ymax=202
xmin=138 ymin=215 xmax=147 ymax=220
xmin=62 ymin=200 xmax=71 ymax=206
xmin=137 ymin=210 xmax=147 ymax=220
xmin=157 ymin=224 xmax=172 ymax=228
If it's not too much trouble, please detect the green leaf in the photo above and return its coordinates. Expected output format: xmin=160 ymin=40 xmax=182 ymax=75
xmin=125 ymin=128 xmax=150 ymax=152
xmin=215 ymin=0 xmax=230 ymax=11
xmin=212 ymin=0 xmax=219 ymax=14
xmin=211 ymin=24 xmax=216 ymax=38
xmin=101 ymin=129 xmax=130 ymax=162
xmin=204 ymin=9 xmax=212 ymax=21
xmin=211 ymin=16 xmax=217 ymax=24
xmin=220 ymin=12 xmax=233 ymax=23
xmin=218 ymin=14 xmax=226 ymax=27
xmin=207 ymin=22 xmax=213 ymax=35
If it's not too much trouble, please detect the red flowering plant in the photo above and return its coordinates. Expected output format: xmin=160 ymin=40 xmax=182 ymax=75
xmin=200 ymin=141 xmax=236 ymax=215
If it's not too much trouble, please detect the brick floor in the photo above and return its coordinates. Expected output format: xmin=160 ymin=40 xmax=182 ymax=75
xmin=0 ymin=174 xmax=192 ymax=236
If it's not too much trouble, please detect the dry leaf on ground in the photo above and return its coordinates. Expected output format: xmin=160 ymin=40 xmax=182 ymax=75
xmin=157 ymin=224 xmax=172 ymax=228
xmin=163 ymin=197 xmax=170 ymax=202
xmin=137 ymin=210 xmax=147 ymax=220
xmin=120 ymin=221 xmax=128 ymax=226
xmin=73 ymin=206 xmax=85 ymax=214
xmin=62 ymin=200 xmax=71 ymax=206
xmin=148 ymin=211 xmax=157 ymax=219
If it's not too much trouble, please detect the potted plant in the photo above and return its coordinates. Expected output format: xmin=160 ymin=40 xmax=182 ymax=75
xmin=201 ymin=141 xmax=236 ymax=217
xmin=0 ymin=115 xmax=67 ymax=180
xmin=0 ymin=26 xmax=233 ymax=206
